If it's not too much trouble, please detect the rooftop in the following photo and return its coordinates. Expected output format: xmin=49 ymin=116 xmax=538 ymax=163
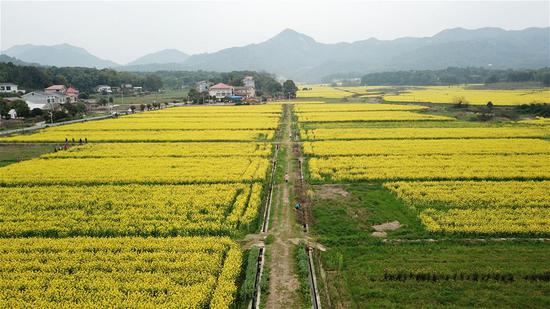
xmin=210 ymin=83 xmax=233 ymax=89
xmin=45 ymin=85 xmax=66 ymax=90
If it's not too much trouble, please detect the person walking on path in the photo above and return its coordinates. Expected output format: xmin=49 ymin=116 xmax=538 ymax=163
xmin=284 ymin=173 xmax=289 ymax=183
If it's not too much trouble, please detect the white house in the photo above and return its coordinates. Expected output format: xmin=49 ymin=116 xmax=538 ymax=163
xmin=8 ymin=109 xmax=17 ymax=119
xmin=208 ymin=83 xmax=234 ymax=99
xmin=243 ymin=76 xmax=255 ymax=88
xmin=196 ymin=80 xmax=213 ymax=93
xmin=96 ymin=85 xmax=112 ymax=93
xmin=0 ymin=83 xmax=18 ymax=93
xmin=22 ymin=91 xmax=67 ymax=110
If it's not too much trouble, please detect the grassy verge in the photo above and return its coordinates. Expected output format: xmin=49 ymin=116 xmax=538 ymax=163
xmin=0 ymin=143 xmax=53 ymax=167
xmin=237 ymin=246 xmax=260 ymax=306
xmin=294 ymin=242 xmax=312 ymax=308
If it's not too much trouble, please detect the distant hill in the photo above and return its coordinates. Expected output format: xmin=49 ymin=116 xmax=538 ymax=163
xmin=2 ymin=44 xmax=118 ymax=68
xmin=5 ymin=27 xmax=550 ymax=81
xmin=177 ymin=27 xmax=550 ymax=81
xmin=0 ymin=54 xmax=39 ymax=66
xmin=127 ymin=49 xmax=189 ymax=66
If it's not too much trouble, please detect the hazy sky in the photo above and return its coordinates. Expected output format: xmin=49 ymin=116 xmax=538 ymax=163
xmin=1 ymin=0 xmax=549 ymax=64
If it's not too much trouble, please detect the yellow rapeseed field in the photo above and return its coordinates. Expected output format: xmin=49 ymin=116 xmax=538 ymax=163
xmin=308 ymin=154 xmax=550 ymax=181
xmin=0 ymin=157 xmax=269 ymax=185
xmin=383 ymin=86 xmax=550 ymax=105
xmin=0 ymin=237 xmax=242 ymax=308
xmin=297 ymin=85 xmax=351 ymax=98
xmin=0 ymin=183 xmax=262 ymax=237
xmin=300 ymin=127 xmax=550 ymax=140
xmin=303 ymin=139 xmax=550 ymax=156
xmin=44 ymin=142 xmax=272 ymax=158
xmin=297 ymin=111 xmax=453 ymax=122
xmin=294 ymin=103 xmax=427 ymax=113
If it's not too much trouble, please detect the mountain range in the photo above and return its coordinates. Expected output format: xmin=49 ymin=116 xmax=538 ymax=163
xmin=2 ymin=27 xmax=549 ymax=81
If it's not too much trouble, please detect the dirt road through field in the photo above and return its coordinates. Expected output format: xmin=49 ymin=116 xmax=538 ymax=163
xmin=265 ymin=104 xmax=302 ymax=308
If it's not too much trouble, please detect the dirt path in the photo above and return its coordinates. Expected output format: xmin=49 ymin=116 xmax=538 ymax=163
xmin=265 ymin=104 xmax=303 ymax=309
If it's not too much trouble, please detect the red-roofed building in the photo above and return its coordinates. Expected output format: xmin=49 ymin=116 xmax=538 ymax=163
xmin=65 ymin=86 xmax=79 ymax=103
xmin=208 ymin=83 xmax=234 ymax=99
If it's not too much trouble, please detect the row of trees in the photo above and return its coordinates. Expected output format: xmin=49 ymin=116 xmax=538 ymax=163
xmin=360 ymin=67 xmax=550 ymax=86
xmin=0 ymin=62 xmax=163 ymax=93
xmin=0 ymin=62 xmax=296 ymax=96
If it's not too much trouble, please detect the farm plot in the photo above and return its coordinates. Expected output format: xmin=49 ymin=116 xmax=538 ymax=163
xmin=0 ymin=157 xmax=269 ymax=185
xmin=297 ymin=85 xmax=351 ymax=99
xmin=0 ymin=237 xmax=241 ymax=308
xmin=43 ymin=142 xmax=272 ymax=158
xmin=294 ymin=103 xmax=427 ymax=113
xmin=323 ymin=242 xmax=550 ymax=308
xmin=386 ymin=181 xmax=550 ymax=235
xmin=0 ymin=129 xmax=274 ymax=142
xmin=304 ymin=139 xmax=550 ymax=156
xmin=297 ymin=110 xmax=452 ymax=122
xmin=308 ymin=154 xmax=550 ymax=182
xmin=43 ymin=118 xmax=280 ymax=130
xmin=0 ymin=183 xmax=262 ymax=237
xmin=383 ymin=86 xmax=550 ymax=105
xmin=300 ymin=126 xmax=550 ymax=140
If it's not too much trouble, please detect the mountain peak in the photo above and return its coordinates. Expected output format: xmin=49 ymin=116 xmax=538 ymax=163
xmin=127 ymin=49 xmax=189 ymax=66
xmin=2 ymin=43 xmax=117 ymax=68
xmin=266 ymin=28 xmax=316 ymax=46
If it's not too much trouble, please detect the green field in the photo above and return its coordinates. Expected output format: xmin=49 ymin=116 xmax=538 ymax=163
xmin=0 ymin=143 xmax=53 ymax=167
xmin=98 ymin=89 xmax=189 ymax=106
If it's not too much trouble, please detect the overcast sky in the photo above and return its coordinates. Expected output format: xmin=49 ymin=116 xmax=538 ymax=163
xmin=1 ymin=0 xmax=549 ymax=64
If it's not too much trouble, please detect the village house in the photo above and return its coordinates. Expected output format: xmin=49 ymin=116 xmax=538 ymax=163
xmin=208 ymin=83 xmax=234 ymax=99
xmin=65 ymin=86 xmax=79 ymax=103
xmin=234 ymin=86 xmax=255 ymax=98
xmin=96 ymin=85 xmax=112 ymax=93
xmin=0 ymin=83 xmax=18 ymax=93
xmin=243 ymin=76 xmax=255 ymax=88
xmin=22 ymin=91 xmax=66 ymax=110
xmin=196 ymin=80 xmax=213 ymax=93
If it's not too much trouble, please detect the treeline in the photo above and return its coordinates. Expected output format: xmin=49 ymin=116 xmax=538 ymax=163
xmin=0 ymin=62 xmax=286 ymax=97
xmin=360 ymin=67 xmax=550 ymax=86
xmin=0 ymin=62 xmax=163 ymax=93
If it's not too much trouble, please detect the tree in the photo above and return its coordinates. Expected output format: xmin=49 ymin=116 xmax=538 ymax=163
xmin=108 ymin=97 xmax=114 ymax=103
xmin=30 ymin=108 xmax=44 ymax=117
xmin=187 ymin=88 xmax=200 ymax=103
xmin=282 ymin=80 xmax=298 ymax=99
xmin=144 ymin=75 xmax=163 ymax=91
xmin=9 ymin=100 xmax=30 ymax=117
xmin=453 ymin=96 xmax=469 ymax=108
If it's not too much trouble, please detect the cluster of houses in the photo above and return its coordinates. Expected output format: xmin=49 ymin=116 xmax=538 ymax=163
xmin=196 ymin=76 xmax=256 ymax=101
xmin=22 ymin=85 xmax=80 ymax=110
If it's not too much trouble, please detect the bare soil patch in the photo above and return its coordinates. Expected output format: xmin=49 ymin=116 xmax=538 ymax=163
xmin=371 ymin=220 xmax=402 ymax=237
xmin=314 ymin=185 xmax=350 ymax=200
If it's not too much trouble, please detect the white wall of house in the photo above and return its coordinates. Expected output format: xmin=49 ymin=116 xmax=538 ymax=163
xmin=209 ymin=88 xmax=233 ymax=98
xmin=0 ymin=84 xmax=18 ymax=93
